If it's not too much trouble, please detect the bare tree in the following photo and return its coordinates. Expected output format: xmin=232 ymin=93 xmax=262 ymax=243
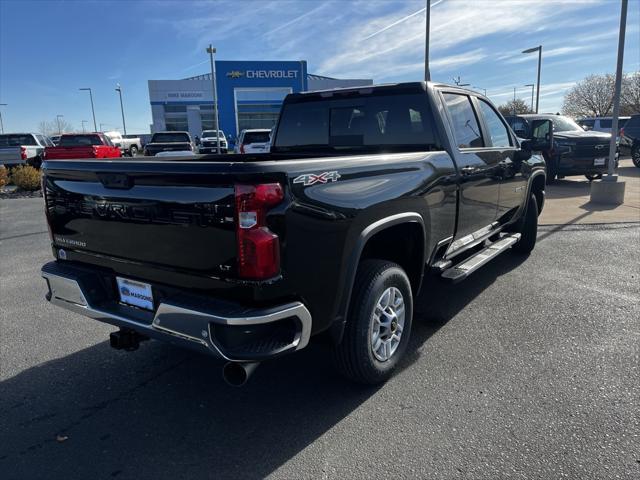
xmin=498 ymin=99 xmax=531 ymax=116
xmin=621 ymin=72 xmax=640 ymax=115
xmin=562 ymin=74 xmax=616 ymax=117
xmin=37 ymin=118 xmax=75 ymax=136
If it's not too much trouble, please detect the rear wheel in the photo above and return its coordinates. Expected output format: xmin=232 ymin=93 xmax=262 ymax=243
xmin=632 ymin=144 xmax=640 ymax=168
xmin=513 ymin=194 xmax=538 ymax=255
xmin=333 ymin=260 xmax=413 ymax=385
xmin=585 ymin=173 xmax=602 ymax=182
xmin=129 ymin=145 xmax=138 ymax=157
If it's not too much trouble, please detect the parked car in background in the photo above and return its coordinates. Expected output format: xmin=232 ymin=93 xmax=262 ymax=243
xmin=50 ymin=135 xmax=61 ymax=146
xmin=578 ymin=116 xmax=630 ymax=134
xmin=44 ymin=133 xmax=122 ymax=160
xmin=40 ymin=81 xmax=553 ymax=385
xmin=143 ymin=131 xmax=194 ymax=156
xmin=506 ymin=114 xmax=616 ymax=182
xmin=0 ymin=133 xmax=52 ymax=167
xmin=620 ymin=113 xmax=640 ymax=167
xmin=198 ymin=130 xmax=228 ymax=154
xmin=233 ymin=129 xmax=271 ymax=154
xmin=104 ymin=131 xmax=142 ymax=157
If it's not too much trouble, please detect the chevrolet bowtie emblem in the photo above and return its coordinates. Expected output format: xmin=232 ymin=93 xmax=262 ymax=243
xmin=226 ymin=70 xmax=244 ymax=78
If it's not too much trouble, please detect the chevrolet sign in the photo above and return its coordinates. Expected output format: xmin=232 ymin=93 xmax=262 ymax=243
xmin=226 ymin=70 xmax=298 ymax=79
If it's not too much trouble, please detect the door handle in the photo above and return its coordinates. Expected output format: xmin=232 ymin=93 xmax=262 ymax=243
xmin=460 ymin=166 xmax=477 ymax=175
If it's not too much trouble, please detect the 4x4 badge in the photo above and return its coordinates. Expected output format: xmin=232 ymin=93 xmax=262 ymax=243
xmin=293 ymin=171 xmax=341 ymax=186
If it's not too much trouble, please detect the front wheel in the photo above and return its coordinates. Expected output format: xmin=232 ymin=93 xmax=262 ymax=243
xmin=333 ymin=260 xmax=413 ymax=385
xmin=632 ymin=145 xmax=640 ymax=168
xmin=513 ymin=193 xmax=538 ymax=255
xmin=585 ymin=173 xmax=602 ymax=182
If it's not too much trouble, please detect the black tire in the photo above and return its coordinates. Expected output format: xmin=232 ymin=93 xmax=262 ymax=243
xmin=632 ymin=144 xmax=640 ymax=168
xmin=585 ymin=173 xmax=602 ymax=182
xmin=129 ymin=145 xmax=138 ymax=157
xmin=333 ymin=260 xmax=413 ymax=384
xmin=513 ymin=194 xmax=538 ymax=255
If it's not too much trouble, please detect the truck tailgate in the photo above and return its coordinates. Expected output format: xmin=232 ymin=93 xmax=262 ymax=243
xmin=45 ymin=146 xmax=97 ymax=159
xmin=43 ymin=161 xmax=239 ymax=276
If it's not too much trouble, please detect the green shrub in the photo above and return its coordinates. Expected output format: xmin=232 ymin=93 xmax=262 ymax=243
xmin=0 ymin=166 xmax=8 ymax=187
xmin=11 ymin=165 xmax=41 ymax=191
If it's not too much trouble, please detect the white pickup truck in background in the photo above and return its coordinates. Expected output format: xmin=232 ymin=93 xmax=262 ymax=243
xmin=104 ymin=131 xmax=142 ymax=156
xmin=0 ymin=133 xmax=53 ymax=167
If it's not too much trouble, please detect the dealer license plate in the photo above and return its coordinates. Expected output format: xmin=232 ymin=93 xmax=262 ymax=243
xmin=116 ymin=277 xmax=154 ymax=310
xmin=594 ymin=157 xmax=606 ymax=166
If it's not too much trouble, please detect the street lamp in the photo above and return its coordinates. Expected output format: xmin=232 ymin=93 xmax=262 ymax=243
xmin=79 ymin=88 xmax=97 ymax=131
xmin=0 ymin=103 xmax=6 ymax=134
xmin=522 ymin=45 xmax=542 ymax=113
xmin=81 ymin=120 xmax=88 ymax=133
xmin=473 ymin=86 xmax=487 ymax=96
xmin=56 ymin=115 xmax=64 ymax=134
xmin=115 ymin=83 xmax=127 ymax=135
xmin=206 ymin=44 xmax=221 ymax=154
xmin=99 ymin=123 xmax=111 ymax=132
xmin=524 ymin=84 xmax=535 ymax=112
xmin=453 ymin=76 xmax=470 ymax=87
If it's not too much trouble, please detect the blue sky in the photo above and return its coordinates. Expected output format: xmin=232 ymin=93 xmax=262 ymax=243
xmin=1 ymin=0 xmax=638 ymax=133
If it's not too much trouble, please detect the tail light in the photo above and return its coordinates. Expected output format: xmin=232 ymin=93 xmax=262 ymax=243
xmin=234 ymin=183 xmax=284 ymax=279
xmin=20 ymin=146 xmax=27 ymax=160
xmin=240 ymin=143 xmax=245 ymax=154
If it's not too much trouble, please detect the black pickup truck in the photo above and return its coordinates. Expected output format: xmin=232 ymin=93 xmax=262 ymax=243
xmin=41 ymin=82 xmax=552 ymax=385
xmin=143 ymin=131 xmax=194 ymax=156
xmin=505 ymin=114 xmax=615 ymax=182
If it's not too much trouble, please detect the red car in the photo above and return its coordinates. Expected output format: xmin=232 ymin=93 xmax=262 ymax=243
xmin=44 ymin=133 xmax=122 ymax=160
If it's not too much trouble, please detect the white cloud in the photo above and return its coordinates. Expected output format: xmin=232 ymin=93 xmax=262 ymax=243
xmin=316 ymin=0 xmax=596 ymax=78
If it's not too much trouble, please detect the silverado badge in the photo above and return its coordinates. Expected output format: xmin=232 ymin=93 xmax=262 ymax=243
xmin=293 ymin=171 xmax=341 ymax=186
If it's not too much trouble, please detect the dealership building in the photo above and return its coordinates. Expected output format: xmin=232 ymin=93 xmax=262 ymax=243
xmin=148 ymin=60 xmax=372 ymax=140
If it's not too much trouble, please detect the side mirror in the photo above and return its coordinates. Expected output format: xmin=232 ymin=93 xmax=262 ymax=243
xmin=527 ymin=119 xmax=553 ymax=151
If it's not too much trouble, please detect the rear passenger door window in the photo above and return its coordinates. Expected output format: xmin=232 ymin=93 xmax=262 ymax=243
xmin=477 ymin=100 xmax=512 ymax=147
xmin=442 ymin=93 xmax=484 ymax=149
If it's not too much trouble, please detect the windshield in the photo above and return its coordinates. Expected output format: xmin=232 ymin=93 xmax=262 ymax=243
xmin=0 ymin=134 xmax=37 ymax=146
xmin=273 ymin=93 xmax=440 ymax=154
xmin=59 ymin=135 xmax=105 ymax=146
xmin=551 ymin=116 xmax=583 ymax=132
xmin=151 ymin=132 xmax=190 ymax=143
xmin=243 ymin=131 xmax=271 ymax=144
xmin=201 ymin=130 xmax=224 ymax=138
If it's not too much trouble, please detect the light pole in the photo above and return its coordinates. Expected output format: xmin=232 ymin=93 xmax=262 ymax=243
xmin=100 ymin=123 xmax=111 ymax=132
xmin=56 ymin=115 xmax=64 ymax=134
xmin=81 ymin=120 xmax=88 ymax=133
xmin=473 ymin=86 xmax=487 ymax=96
xmin=115 ymin=83 xmax=127 ymax=135
xmin=425 ymin=0 xmax=431 ymax=82
xmin=206 ymin=44 xmax=221 ymax=154
xmin=606 ymin=0 xmax=628 ymax=180
xmin=0 ymin=103 xmax=6 ymax=133
xmin=79 ymin=88 xmax=97 ymax=131
xmin=525 ymin=84 xmax=535 ymax=112
xmin=522 ymin=45 xmax=542 ymax=113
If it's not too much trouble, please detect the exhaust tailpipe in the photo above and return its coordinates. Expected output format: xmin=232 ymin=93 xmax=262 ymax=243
xmin=222 ymin=362 xmax=260 ymax=387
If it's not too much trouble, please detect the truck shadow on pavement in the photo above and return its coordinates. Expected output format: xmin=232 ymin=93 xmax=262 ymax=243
xmin=0 ymin=254 xmax=527 ymax=480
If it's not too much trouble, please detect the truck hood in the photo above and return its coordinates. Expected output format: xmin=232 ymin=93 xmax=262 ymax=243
xmin=554 ymin=130 xmax=611 ymax=141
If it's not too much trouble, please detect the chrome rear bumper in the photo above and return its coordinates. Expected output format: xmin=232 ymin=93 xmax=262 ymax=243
xmin=42 ymin=261 xmax=312 ymax=361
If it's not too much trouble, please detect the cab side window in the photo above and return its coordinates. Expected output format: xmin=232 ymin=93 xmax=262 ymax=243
xmin=478 ymin=100 xmax=511 ymax=147
xmin=443 ymin=93 xmax=484 ymax=149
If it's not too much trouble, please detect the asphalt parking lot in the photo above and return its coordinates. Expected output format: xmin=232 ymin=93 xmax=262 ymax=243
xmin=1 ymin=198 xmax=639 ymax=479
